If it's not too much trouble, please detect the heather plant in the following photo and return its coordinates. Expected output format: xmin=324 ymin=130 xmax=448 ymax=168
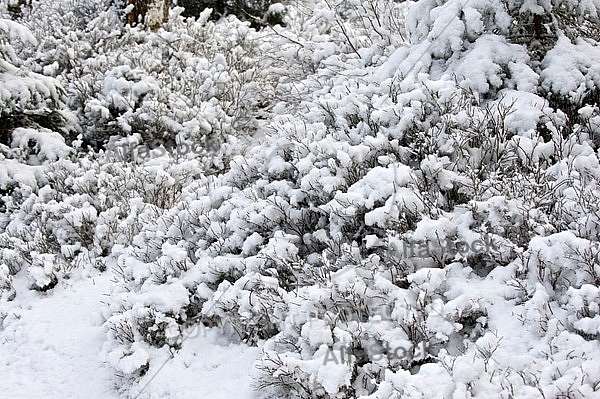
xmin=1 ymin=0 xmax=600 ymax=398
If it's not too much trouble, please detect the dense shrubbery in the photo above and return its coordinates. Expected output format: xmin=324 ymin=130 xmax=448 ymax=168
xmin=177 ymin=0 xmax=284 ymax=28
xmin=20 ymin=0 xmax=280 ymax=153
xmin=0 ymin=15 xmax=67 ymax=143
xmin=1 ymin=0 xmax=600 ymax=397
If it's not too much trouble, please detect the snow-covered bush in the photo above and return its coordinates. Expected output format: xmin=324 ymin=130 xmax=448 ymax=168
xmin=83 ymin=0 xmax=600 ymax=394
xmin=0 ymin=17 xmax=66 ymax=143
xmin=2 ymin=0 xmax=600 ymax=397
xmin=0 ymin=7 xmax=74 ymax=262
xmin=0 ymin=137 xmax=210 ymax=295
xmin=21 ymin=1 xmax=279 ymax=153
xmin=177 ymin=0 xmax=283 ymax=28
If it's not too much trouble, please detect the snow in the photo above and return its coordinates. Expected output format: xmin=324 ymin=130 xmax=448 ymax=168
xmin=0 ymin=156 xmax=40 ymax=190
xmin=453 ymin=35 xmax=538 ymax=93
xmin=0 ymin=18 xmax=37 ymax=47
xmin=0 ymin=272 xmax=261 ymax=399
xmin=541 ymin=36 xmax=600 ymax=102
xmin=301 ymin=318 xmax=334 ymax=348
xmin=131 ymin=329 xmax=261 ymax=399
xmin=3 ymin=0 xmax=600 ymax=398
xmin=0 ymin=275 xmax=117 ymax=399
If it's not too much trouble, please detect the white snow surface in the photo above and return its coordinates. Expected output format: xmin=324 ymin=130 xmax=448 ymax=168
xmin=0 ymin=272 xmax=260 ymax=399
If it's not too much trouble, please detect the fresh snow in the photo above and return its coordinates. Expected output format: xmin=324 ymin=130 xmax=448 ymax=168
xmin=0 ymin=272 xmax=260 ymax=399
xmin=0 ymin=274 xmax=117 ymax=399
xmin=2 ymin=0 xmax=600 ymax=398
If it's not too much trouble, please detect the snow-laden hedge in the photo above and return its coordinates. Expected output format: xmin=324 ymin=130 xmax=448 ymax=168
xmin=21 ymin=1 xmax=280 ymax=153
xmin=1 ymin=0 xmax=600 ymax=397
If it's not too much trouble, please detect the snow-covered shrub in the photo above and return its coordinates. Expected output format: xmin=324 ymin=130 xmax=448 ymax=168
xmin=0 ymin=17 xmax=66 ymax=143
xmin=2 ymin=0 xmax=600 ymax=397
xmin=0 ymin=180 xmax=99 ymax=289
xmin=565 ymin=283 xmax=600 ymax=340
xmin=0 ymin=9 xmax=74 ymax=262
xmin=0 ymin=128 xmax=74 ymax=293
xmin=7 ymin=0 xmax=279 ymax=157
xmin=25 ymin=0 xmax=124 ymax=77
xmin=10 ymin=127 xmax=72 ymax=164
xmin=0 ymin=263 xmax=14 ymax=302
xmin=177 ymin=0 xmax=283 ymax=28
xmin=248 ymin=0 xmax=600 ymax=396
xmin=201 ymin=271 xmax=287 ymax=344
xmin=0 ymin=139 xmax=210 ymax=296
xmin=25 ymin=1 xmax=277 ymax=153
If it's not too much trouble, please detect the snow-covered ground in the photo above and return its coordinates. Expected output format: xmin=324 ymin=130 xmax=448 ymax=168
xmin=0 ymin=274 xmax=118 ymax=398
xmin=0 ymin=273 xmax=260 ymax=399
